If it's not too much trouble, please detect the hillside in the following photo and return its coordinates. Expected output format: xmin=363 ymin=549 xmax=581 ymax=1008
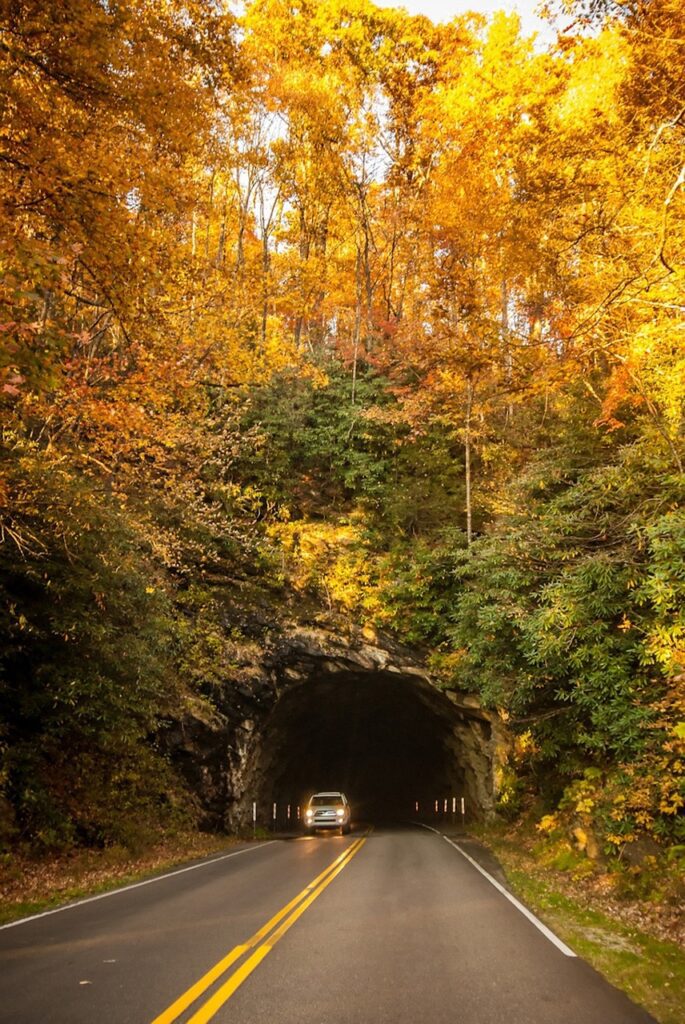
xmin=0 ymin=0 xmax=683 ymax=905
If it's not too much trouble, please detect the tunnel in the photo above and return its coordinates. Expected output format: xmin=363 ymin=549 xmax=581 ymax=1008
xmin=232 ymin=649 xmax=497 ymax=829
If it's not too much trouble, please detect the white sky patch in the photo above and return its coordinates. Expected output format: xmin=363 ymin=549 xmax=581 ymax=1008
xmin=372 ymin=0 xmax=558 ymax=44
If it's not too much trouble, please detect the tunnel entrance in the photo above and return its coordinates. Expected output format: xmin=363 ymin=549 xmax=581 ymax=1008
xmin=234 ymin=656 xmax=496 ymax=829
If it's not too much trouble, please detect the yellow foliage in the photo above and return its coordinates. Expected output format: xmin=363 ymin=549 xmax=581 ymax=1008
xmin=514 ymin=729 xmax=537 ymax=758
xmin=267 ymin=518 xmax=382 ymax=615
xmin=554 ymin=30 xmax=627 ymax=130
xmin=573 ymin=826 xmax=588 ymax=851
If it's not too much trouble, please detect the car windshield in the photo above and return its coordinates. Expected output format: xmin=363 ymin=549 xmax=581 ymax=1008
xmin=310 ymin=795 xmax=343 ymax=806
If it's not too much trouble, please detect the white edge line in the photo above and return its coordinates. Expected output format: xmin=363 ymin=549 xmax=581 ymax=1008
xmin=0 ymin=841 xmax=277 ymax=932
xmin=417 ymin=823 xmax=576 ymax=957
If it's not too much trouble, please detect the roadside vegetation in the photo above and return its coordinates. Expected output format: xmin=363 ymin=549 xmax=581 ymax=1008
xmin=0 ymin=831 xmax=240 ymax=927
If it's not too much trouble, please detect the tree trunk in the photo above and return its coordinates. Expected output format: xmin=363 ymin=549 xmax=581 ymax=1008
xmin=501 ymin=276 xmax=513 ymax=424
xmin=261 ymin=231 xmax=270 ymax=348
xmin=351 ymin=247 xmax=362 ymax=405
xmin=204 ymin=169 xmax=215 ymax=265
xmin=465 ymin=377 xmax=474 ymax=546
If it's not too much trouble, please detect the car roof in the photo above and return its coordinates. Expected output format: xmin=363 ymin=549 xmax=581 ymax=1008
xmin=311 ymin=791 xmax=345 ymax=797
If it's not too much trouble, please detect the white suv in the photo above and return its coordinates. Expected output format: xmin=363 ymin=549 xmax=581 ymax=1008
xmin=304 ymin=792 xmax=351 ymax=835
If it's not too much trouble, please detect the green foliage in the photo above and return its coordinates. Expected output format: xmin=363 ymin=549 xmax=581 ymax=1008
xmin=375 ymin=531 xmax=467 ymax=644
xmin=0 ymin=438 xmax=194 ymax=850
xmin=440 ymin=427 xmax=685 ymax=846
xmin=230 ymin=361 xmax=464 ymax=538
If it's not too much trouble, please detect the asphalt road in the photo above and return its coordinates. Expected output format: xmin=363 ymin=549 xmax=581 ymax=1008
xmin=0 ymin=825 xmax=656 ymax=1024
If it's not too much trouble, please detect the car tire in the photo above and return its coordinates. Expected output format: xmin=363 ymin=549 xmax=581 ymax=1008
xmin=343 ymin=822 xmax=351 ymax=835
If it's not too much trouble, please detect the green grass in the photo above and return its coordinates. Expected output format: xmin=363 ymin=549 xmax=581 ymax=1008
xmin=504 ymin=867 xmax=685 ymax=1024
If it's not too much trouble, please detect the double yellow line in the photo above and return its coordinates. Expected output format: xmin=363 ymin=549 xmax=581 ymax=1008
xmin=151 ymin=835 xmax=367 ymax=1024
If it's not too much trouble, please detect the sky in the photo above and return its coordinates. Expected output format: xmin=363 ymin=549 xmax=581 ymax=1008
xmin=372 ymin=0 xmax=556 ymax=42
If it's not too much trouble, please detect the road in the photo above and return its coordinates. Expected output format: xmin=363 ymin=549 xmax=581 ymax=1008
xmin=0 ymin=825 xmax=655 ymax=1024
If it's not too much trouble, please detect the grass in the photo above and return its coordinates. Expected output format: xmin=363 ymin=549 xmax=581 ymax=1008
xmin=480 ymin=832 xmax=685 ymax=1024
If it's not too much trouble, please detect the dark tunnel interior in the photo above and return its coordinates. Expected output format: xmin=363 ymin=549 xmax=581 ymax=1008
xmin=244 ymin=670 xmax=483 ymax=825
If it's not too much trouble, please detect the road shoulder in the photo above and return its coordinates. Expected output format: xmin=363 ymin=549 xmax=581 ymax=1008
xmin=430 ymin=823 xmax=684 ymax=1024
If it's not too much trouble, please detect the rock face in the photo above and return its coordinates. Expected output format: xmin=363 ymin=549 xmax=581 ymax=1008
xmin=163 ymin=622 xmax=503 ymax=832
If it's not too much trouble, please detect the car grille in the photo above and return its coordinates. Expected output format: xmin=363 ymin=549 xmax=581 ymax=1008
xmin=312 ymin=810 xmax=341 ymax=823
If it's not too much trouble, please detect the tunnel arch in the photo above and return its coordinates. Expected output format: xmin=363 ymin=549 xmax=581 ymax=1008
xmin=227 ymin=628 xmax=499 ymax=829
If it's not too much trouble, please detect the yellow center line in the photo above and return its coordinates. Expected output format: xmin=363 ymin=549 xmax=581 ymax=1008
xmin=186 ymin=836 xmax=367 ymax=1024
xmin=150 ymin=835 xmax=367 ymax=1024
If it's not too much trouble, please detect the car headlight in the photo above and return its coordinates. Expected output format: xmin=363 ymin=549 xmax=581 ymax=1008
xmin=305 ymin=809 xmax=313 ymax=818
xmin=336 ymin=809 xmax=344 ymax=818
